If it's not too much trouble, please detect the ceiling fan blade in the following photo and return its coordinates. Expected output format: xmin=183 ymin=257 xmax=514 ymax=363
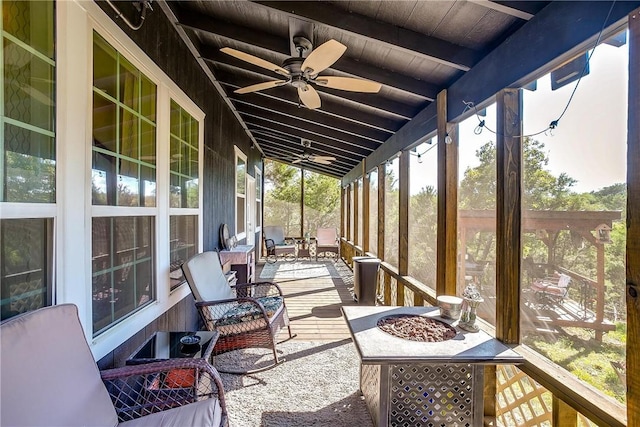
xmin=314 ymin=76 xmax=381 ymax=93
xmin=234 ymin=80 xmax=288 ymax=94
xmin=220 ymin=47 xmax=290 ymax=77
xmin=298 ymin=85 xmax=321 ymax=109
xmin=291 ymin=158 xmax=303 ymax=164
xmin=311 ymin=155 xmax=336 ymax=161
xmin=312 ymin=158 xmax=333 ymax=165
xmin=301 ymin=39 xmax=346 ymax=75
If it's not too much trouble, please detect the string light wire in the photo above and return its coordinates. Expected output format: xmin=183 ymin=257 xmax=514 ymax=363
xmin=464 ymin=0 xmax=616 ymax=139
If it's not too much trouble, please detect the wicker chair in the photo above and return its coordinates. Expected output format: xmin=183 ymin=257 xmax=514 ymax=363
xmin=0 ymin=304 xmax=227 ymax=426
xmin=182 ymin=251 xmax=295 ymax=374
xmin=315 ymin=227 xmax=340 ymax=261
xmin=263 ymin=225 xmax=297 ymax=263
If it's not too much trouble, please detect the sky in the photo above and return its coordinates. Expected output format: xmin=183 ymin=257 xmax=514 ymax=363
xmin=409 ymin=34 xmax=629 ymax=196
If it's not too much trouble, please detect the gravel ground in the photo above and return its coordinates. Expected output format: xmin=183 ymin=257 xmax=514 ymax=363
xmin=217 ymin=341 xmax=373 ymax=427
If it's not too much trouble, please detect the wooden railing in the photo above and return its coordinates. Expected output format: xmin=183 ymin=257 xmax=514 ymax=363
xmin=339 ymin=238 xmax=626 ymax=427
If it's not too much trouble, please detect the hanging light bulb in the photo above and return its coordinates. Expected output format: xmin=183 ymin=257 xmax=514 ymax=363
xmin=474 ymin=120 xmax=485 ymax=135
xmin=417 ymin=153 xmax=423 ymax=163
xmin=445 ymin=133 xmax=453 ymax=144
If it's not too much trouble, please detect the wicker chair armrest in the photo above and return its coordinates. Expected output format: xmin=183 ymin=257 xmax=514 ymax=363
xmin=264 ymin=238 xmax=275 ymax=249
xmin=232 ymin=281 xmax=284 ymax=297
xmin=101 ymin=358 xmax=227 ymax=423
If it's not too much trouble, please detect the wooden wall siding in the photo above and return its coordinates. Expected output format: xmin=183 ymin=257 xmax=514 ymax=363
xmin=340 ymin=186 xmax=345 ymax=238
xmin=436 ymin=90 xmax=458 ymax=296
xmin=628 ymin=8 xmax=640 ymax=426
xmin=495 ymin=88 xmax=522 ymax=344
xmin=377 ymin=163 xmax=386 ymax=261
xmin=399 ymin=150 xmax=410 ymax=276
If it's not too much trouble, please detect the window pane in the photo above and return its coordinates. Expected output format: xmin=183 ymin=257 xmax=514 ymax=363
xmin=458 ymin=105 xmax=497 ymax=326
xmin=169 ymin=101 xmax=199 ymax=209
xmin=520 ymin=39 xmax=628 ymax=404
xmin=1 ymin=218 xmax=52 ymax=321
xmin=92 ymin=216 xmax=155 ymax=335
xmin=368 ymin=169 xmax=378 ymax=255
xmin=2 ymin=1 xmax=56 ymax=204
xmin=92 ymin=32 xmax=156 ymax=208
xmin=384 ymin=158 xmax=399 ymax=266
xmin=236 ymin=157 xmax=246 ymax=195
xmin=236 ymin=196 xmax=245 ymax=234
xmin=408 ymin=140 xmax=438 ymax=290
xmin=4 ymin=123 xmax=55 ymax=202
xmin=169 ymin=215 xmax=198 ymax=290
xmin=303 ymin=169 xmax=340 ymax=237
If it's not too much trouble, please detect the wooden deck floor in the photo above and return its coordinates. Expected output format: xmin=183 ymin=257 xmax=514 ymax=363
xmin=256 ymin=259 xmax=357 ymax=343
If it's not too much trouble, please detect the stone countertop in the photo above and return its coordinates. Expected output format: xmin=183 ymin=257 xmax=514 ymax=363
xmin=342 ymin=305 xmax=524 ymax=365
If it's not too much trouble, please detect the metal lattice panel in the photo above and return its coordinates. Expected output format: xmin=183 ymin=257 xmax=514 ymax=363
xmin=389 ymin=364 xmax=476 ymax=427
xmin=361 ymin=364 xmax=382 ymax=427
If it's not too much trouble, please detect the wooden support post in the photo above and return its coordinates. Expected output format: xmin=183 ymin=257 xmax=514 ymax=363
xmin=397 ymin=281 xmax=405 ymax=306
xmin=353 ymin=177 xmax=360 ymax=246
xmin=595 ymin=244 xmax=605 ymax=342
xmin=378 ymin=164 xmax=386 ymax=261
xmin=495 ymin=88 xmax=522 ymax=345
xmin=627 ymin=7 xmax=640 ymax=426
xmin=300 ymin=169 xmax=305 ymax=238
xmin=437 ymin=90 xmax=458 ymax=296
xmin=340 ymin=186 xmax=345 ymax=239
xmin=399 ymin=150 xmax=410 ymax=276
xmin=363 ymin=161 xmax=370 ymax=253
xmin=552 ymin=396 xmax=577 ymax=427
xmin=413 ymin=292 xmax=423 ymax=307
xmin=346 ymin=184 xmax=351 ymax=242
xmin=384 ymin=273 xmax=392 ymax=305
xmin=483 ymin=365 xmax=497 ymax=422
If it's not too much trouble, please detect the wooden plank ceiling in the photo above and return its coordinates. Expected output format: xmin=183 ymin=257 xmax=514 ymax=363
xmin=162 ymin=0 xmax=550 ymax=178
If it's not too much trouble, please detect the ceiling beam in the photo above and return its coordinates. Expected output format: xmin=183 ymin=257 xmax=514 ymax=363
xmin=243 ymin=118 xmax=372 ymax=158
xmin=253 ymin=1 xmax=480 ymax=71
xmin=238 ymin=105 xmax=380 ymax=150
xmin=178 ymin=11 xmax=439 ymax=100
xmin=467 ymin=0 xmax=534 ymax=20
xmin=253 ymin=134 xmax=357 ymax=168
xmin=203 ymin=49 xmax=421 ymax=119
xmin=229 ymin=94 xmax=390 ymax=143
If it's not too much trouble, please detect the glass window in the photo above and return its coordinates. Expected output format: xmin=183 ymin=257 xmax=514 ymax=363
xmin=168 ymin=99 xmax=200 ymax=289
xmin=520 ymin=37 xmax=628 ymax=404
xmin=92 ymin=216 xmax=155 ymax=335
xmin=303 ymin=169 xmax=340 ymax=236
xmin=2 ymin=0 xmax=56 ymax=203
xmin=263 ymin=159 xmax=301 ymax=237
xmin=255 ymin=167 xmax=262 ymax=228
xmin=1 ymin=0 xmax=55 ymax=322
xmin=235 ymin=148 xmax=246 ymax=235
xmin=1 ymin=218 xmax=53 ymax=321
xmin=384 ymin=157 xmax=399 ymax=266
xmin=368 ymin=169 xmax=378 ymax=255
xmin=92 ymin=32 xmax=157 ymax=208
xmin=458 ymin=105 xmax=497 ymax=326
xmin=408 ymin=139 xmax=438 ymax=289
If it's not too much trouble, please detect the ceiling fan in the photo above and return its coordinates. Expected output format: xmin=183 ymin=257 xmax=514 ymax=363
xmin=290 ymin=140 xmax=336 ymax=165
xmin=220 ymin=36 xmax=381 ymax=109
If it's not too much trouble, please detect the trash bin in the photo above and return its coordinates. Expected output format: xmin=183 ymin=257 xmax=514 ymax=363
xmin=353 ymin=256 xmax=381 ymax=304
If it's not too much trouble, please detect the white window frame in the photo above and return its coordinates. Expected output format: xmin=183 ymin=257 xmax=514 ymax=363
xmin=234 ymin=146 xmax=247 ymax=241
xmin=254 ymin=165 xmax=262 ymax=232
xmin=56 ymin=0 xmax=204 ymax=360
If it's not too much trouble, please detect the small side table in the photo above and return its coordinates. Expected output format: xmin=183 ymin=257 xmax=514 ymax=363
xmin=127 ymin=331 xmax=219 ymax=365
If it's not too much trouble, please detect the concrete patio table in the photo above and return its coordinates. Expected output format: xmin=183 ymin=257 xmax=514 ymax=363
xmin=342 ymin=305 xmax=524 ymax=427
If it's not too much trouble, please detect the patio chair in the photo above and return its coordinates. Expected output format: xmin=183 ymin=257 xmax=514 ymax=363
xmin=181 ymin=251 xmax=295 ymax=374
xmin=530 ymin=272 xmax=571 ymax=307
xmin=0 ymin=304 xmax=227 ymax=426
xmin=263 ymin=225 xmax=297 ymax=263
xmin=315 ymin=227 xmax=340 ymax=261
